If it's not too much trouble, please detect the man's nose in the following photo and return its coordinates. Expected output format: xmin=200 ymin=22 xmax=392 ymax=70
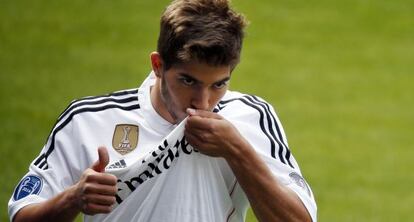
xmin=191 ymin=88 xmax=210 ymax=111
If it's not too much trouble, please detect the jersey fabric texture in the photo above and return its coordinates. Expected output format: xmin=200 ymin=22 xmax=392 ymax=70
xmin=9 ymin=72 xmax=317 ymax=222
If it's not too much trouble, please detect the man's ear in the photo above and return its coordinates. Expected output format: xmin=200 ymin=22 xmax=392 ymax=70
xmin=150 ymin=52 xmax=163 ymax=78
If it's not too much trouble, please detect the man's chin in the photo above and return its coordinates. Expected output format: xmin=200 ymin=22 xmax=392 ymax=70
xmin=170 ymin=111 xmax=187 ymax=124
xmin=174 ymin=115 xmax=187 ymax=124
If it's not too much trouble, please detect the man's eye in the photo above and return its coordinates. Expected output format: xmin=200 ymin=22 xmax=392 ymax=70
xmin=214 ymin=81 xmax=228 ymax=89
xmin=180 ymin=77 xmax=195 ymax=86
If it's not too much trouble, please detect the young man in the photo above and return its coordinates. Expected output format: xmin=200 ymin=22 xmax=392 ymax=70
xmin=9 ymin=0 xmax=317 ymax=221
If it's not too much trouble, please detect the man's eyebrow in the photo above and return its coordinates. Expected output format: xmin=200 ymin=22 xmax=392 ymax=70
xmin=214 ymin=76 xmax=231 ymax=84
xmin=178 ymin=73 xmax=200 ymax=83
xmin=178 ymin=73 xmax=231 ymax=84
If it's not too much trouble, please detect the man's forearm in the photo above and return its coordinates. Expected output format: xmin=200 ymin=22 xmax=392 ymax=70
xmin=13 ymin=185 xmax=80 ymax=222
xmin=225 ymin=138 xmax=312 ymax=222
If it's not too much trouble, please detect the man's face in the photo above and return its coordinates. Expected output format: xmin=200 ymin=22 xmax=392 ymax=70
xmin=159 ymin=61 xmax=231 ymax=123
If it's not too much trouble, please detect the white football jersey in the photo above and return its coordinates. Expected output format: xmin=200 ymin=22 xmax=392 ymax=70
xmin=9 ymin=72 xmax=317 ymax=222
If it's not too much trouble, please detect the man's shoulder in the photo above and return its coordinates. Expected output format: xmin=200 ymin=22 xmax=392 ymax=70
xmin=62 ymin=88 xmax=140 ymax=117
xmin=67 ymin=88 xmax=140 ymax=110
xmin=54 ymin=88 xmax=141 ymax=130
xmin=216 ymin=90 xmax=274 ymax=114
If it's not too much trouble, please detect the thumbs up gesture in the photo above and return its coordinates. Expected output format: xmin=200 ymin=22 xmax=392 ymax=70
xmin=73 ymin=147 xmax=118 ymax=215
xmin=91 ymin=147 xmax=111 ymax=173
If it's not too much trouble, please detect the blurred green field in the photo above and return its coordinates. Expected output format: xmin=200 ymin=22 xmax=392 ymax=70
xmin=1 ymin=0 xmax=413 ymax=221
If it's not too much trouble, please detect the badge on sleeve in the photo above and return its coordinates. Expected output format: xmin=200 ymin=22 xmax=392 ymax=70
xmin=289 ymin=172 xmax=311 ymax=197
xmin=112 ymin=124 xmax=139 ymax=155
xmin=13 ymin=175 xmax=43 ymax=201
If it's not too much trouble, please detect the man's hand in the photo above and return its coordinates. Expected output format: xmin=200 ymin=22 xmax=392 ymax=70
xmin=13 ymin=147 xmax=118 ymax=222
xmin=73 ymin=147 xmax=117 ymax=215
xmin=184 ymin=108 xmax=247 ymax=158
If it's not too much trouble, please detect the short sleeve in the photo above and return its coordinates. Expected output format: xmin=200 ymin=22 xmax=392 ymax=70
xmin=8 ymin=118 xmax=81 ymax=221
xmin=218 ymin=94 xmax=317 ymax=221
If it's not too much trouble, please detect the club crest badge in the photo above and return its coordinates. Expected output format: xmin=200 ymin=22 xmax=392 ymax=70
xmin=13 ymin=175 xmax=43 ymax=201
xmin=112 ymin=124 xmax=139 ymax=155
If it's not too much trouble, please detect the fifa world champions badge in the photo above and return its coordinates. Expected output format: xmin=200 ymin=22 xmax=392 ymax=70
xmin=112 ymin=124 xmax=139 ymax=155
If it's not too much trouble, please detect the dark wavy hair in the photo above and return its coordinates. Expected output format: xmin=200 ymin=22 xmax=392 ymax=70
xmin=157 ymin=0 xmax=248 ymax=70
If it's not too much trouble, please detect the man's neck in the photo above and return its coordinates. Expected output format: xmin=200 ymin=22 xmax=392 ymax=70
xmin=150 ymin=81 xmax=175 ymax=124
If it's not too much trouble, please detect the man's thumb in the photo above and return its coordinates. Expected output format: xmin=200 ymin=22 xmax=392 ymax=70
xmin=91 ymin=146 xmax=110 ymax=172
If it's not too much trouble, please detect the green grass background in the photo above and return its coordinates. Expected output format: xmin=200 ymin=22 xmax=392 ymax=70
xmin=1 ymin=0 xmax=413 ymax=221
